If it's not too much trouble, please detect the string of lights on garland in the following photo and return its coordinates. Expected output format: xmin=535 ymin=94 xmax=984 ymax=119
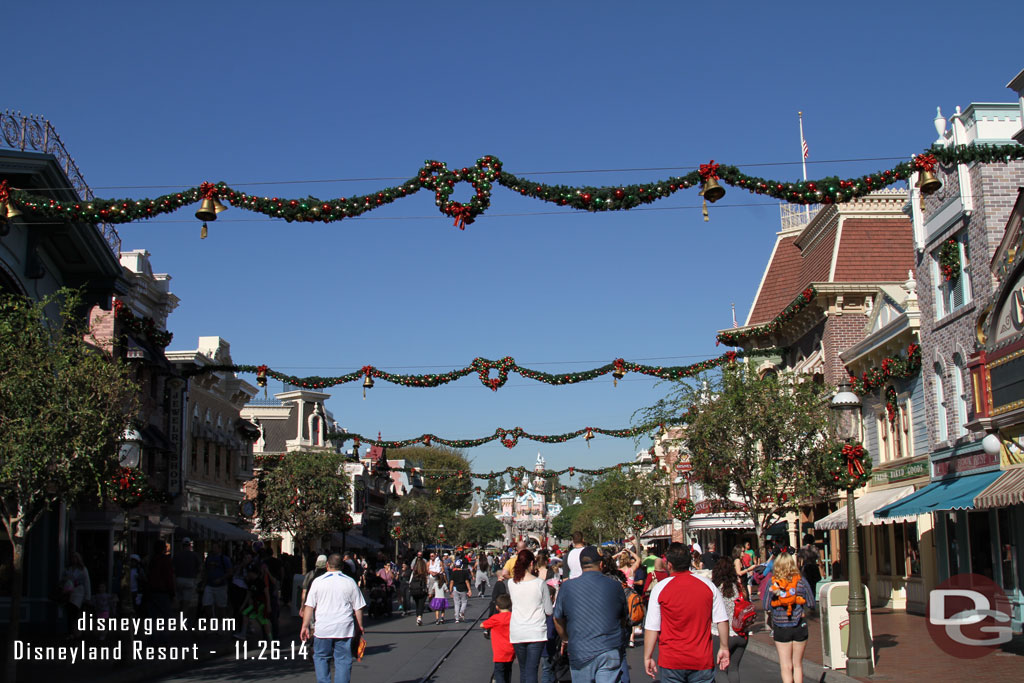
xmin=113 ymin=299 xmax=174 ymax=348
xmin=326 ymin=425 xmax=651 ymax=450
xmin=105 ymin=466 xmax=168 ymax=507
xmin=185 ymin=348 xmax=785 ymax=393
xmin=828 ymin=442 xmax=872 ymax=490
xmin=884 ymin=386 xmax=899 ymax=426
xmin=716 ymin=288 xmax=816 ymax=346
xmin=6 ymin=145 xmax=1024 ymax=233
xmin=847 ymin=343 xmax=922 ymax=395
xmin=672 ymin=497 xmax=697 ymax=522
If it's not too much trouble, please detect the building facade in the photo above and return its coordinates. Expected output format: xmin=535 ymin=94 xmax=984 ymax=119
xmin=497 ymin=454 xmax=562 ymax=545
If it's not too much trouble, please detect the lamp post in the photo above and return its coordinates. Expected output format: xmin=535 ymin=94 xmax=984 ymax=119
xmin=438 ymin=523 xmax=445 ymax=548
xmin=392 ymin=509 xmax=402 ymax=561
xmin=831 ymin=380 xmax=873 ymax=676
xmin=631 ymin=498 xmax=643 ymax=554
xmin=118 ymin=427 xmax=143 ymax=618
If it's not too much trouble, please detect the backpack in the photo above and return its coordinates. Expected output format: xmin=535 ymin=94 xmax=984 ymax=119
xmin=769 ymin=575 xmax=806 ymax=616
xmin=627 ymin=591 xmax=645 ymax=625
xmin=410 ymin=574 xmax=427 ymax=597
xmin=731 ymin=594 xmax=757 ymax=636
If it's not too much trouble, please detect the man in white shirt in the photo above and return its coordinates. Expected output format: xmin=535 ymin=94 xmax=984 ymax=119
xmin=566 ymin=532 xmax=586 ymax=580
xmin=302 ymin=554 xmax=366 ymax=683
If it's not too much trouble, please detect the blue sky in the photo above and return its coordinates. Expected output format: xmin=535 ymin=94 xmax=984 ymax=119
xmin=6 ymin=2 xmax=1022 ymax=476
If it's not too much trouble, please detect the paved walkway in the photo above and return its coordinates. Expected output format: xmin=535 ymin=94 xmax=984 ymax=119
xmin=746 ymin=606 xmax=1024 ymax=683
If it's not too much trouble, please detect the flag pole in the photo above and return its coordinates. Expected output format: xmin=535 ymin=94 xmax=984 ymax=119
xmin=799 ymin=111 xmax=809 ymax=222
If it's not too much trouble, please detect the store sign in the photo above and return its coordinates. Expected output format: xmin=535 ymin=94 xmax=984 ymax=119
xmin=168 ymin=384 xmax=182 ymax=496
xmin=989 ymin=353 xmax=1024 ymax=414
xmin=675 ymin=462 xmax=692 ymax=473
xmin=872 ymin=460 xmax=928 ymax=484
xmin=694 ymin=499 xmax=746 ymax=514
xmin=992 ymin=270 xmax=1024 ymax=344
xmin=933 ymin=450 xmax=998 ymax=478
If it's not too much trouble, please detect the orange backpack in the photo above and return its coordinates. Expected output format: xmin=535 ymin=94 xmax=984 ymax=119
xmin=769 ymin=574 xmax=806 ymax=616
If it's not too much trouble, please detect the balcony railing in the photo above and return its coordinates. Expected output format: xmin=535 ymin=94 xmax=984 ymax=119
xmin=1 ymin=110 xmax=121 ymax=256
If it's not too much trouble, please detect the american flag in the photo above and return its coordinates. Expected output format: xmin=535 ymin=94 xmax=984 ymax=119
xmin=802 ymin=137 xmax=810 ymax=159
xmin=732 ymin=303 xmax=738 ymax=328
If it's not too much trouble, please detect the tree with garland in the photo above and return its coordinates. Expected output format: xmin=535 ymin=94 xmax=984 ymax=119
xmin=636 ymin=362 xmax=836 ymax=559
xmin=572 ymin=468 xmax=669 ymax=549
xmin=1 ymin=291 xmax=137 ymax=683
xmin=394 ymin=444 xmax=474 ymax=513
xmin=255 ymin=450 xmax=351 ymax=573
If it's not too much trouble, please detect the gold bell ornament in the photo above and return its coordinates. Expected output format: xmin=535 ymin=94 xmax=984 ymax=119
xmin=195 ymin=194 xmax=228 ymax=239
xmin=3 ymin=200 xmax=22 ymax=220
xmin=584 ymin=428 xmax=595 ymax=448
xmin=698 ymin=161 xmax=725 ymax=222
xmin=917 ymin=170 xmax=941 ymax=196
xmin=362 ymin=373 xmax=374 ymax=399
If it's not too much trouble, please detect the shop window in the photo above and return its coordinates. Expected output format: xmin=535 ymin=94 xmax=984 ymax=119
xmin=933 ymin=364 xmax=948 ymax=443
xmin=968 ymin=510 xmax=994 ymax=580
xmin=952 ymin=354 xmax=969 ymax=438
xmin=214 ymin=447 xmax=221 ymax=476
xmin=932 ymin=233 xmax=972 ymax=318
xmin=875 ymin=526 xmax=892 ymax=575
xmin=204 ymin=442 xmax=210 ymax=476
xmin=190 ymin=437 xmax=198 ymax=474
xmin=946 ymin=512 xmax=960 ymax=577
xmin=997 ymin=508 xmax=1017 ymax=591
xmin=895 ymin=521 xmax=921 ymax=577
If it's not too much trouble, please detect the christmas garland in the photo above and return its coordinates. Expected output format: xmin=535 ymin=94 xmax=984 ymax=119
xmin=187 ymin=348 xmax=784 ymax=392
xmin=884 ymin=386 xmax=899 ymax=426
xmin=827 ymin=442 xmax=872 ymax=490
xmin=848 ymin=343 xmax=922 ymax=395
xmin=7 ymin=145 xmax=1024 ymax=229
xmin=105 ymin=466 xmax=163 ymax=507
xmin=939 ymin=238 xmax=960 ymax=282
xmin=716 ymin=288 xmax=816 ymax=346
xmin=327 ymin=425 xmax=650 ymax=450
xmin=672 ymin=497 xmax=696 ymax=521
xmin=114 ymin=299 xmax=173 ymax=348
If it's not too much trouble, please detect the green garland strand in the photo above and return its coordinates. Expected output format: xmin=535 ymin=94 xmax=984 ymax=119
xmin=7 ymin=145 xmax=1024 ymax=228
xmin=325 ymin=425 xmax=650 ymax=450
xmin=827 ymin=442 xmax=872 ymax=490
xmin=185 ymin=348 xmax=785 ymax=391
xmin=847 ymin=343 xmax=921 ymax=395
xmin=716 ymin=288 xmax=816 ymax=346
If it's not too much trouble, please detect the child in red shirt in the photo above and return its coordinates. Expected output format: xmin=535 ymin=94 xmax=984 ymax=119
xmin=481 ymin=593 xmax=514 ymax=683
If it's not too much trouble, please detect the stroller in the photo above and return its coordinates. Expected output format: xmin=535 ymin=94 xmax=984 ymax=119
xmin=365 ymin=574 xmax=391 ymax=618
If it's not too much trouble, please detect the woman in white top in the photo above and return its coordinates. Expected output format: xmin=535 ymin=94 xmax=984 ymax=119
xmin=506 ymin=549 xmax=552 ymax=683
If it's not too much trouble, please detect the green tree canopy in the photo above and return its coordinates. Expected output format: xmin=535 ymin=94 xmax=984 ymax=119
xmin=256 ymin=450 xmax=350 ymax=571
xmin=636 ymin=363 xmax=837 ymax=557
xmin=550 ymin=503 xmax=583 ymax=541
xmin=462 ymin=513 xmax=505 ymax=547
xmin=572 ymin=468 xmax=669 ymax=548
xmin=393 ymin=445 xmax=473 ymax=513
xmin=1 ymin=290 xmax=137 ymax=683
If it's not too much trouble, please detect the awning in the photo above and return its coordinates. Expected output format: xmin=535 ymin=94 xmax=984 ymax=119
xmin=815 ymin=486 xmax=916 ymax=530
xmin=974 ymin=468 xmax=1024 ymax=509
xmin=686 ymin=513 xmax=756 ymax=530
xmin=641 ymin=523 xmax=674 ymax=539
xmin=875 ymin=470 xmax=1003 ymax=519
xmin=331 ymin=531 xmax=384 ymax=550
xmin=182 ymin=515 xmax=256 ymax=542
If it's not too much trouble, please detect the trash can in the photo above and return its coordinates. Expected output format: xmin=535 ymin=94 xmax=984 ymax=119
xmin=818 ymin=581 xmax=875 ymax=670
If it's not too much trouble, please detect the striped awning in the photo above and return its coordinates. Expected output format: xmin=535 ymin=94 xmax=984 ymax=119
xmin=974 ymin=468 xmax=1024 ymax=509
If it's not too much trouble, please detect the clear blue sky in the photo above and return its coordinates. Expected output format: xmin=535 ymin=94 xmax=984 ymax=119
xmin=7 ymin=2 xmax=1021 ymax=476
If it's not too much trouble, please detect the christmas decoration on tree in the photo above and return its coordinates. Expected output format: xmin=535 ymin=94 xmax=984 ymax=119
xmin=828 ymin=442 xmax=872 ymax=490
xmin=5 ymin=145 xmax=1024 ymax=229
xmin=716 ymin=288 xmax=816 ymax=346
xmin=939 ymin=238 xmax=960 ymax=282
xmin=184 ymin=348 xmax=784 ymax=391
xmin=672 ymin=497 xmax=696 ymax=521
xmin=847 ymin=343 xmax=921 ymax=395
xmin=113 ymin=299 xmax=173 ymax=348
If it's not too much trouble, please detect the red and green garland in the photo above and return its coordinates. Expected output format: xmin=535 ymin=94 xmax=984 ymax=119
xmin=390 ymin=525 xmax=403 ymax=540
xmin=186 ymin=348 xmax=784 ymax=392
xmin=827 ymin=442 xmax=872 ymax=490
xmin=716 ymin=288 xmax=816 ymax=346
xmin=106 ymin=466 xmax=161 ymax=507
xmin=939 ymin=238 xmax=961 ymax=282
xmin=328 ymin=425 xmax=650 ymax=450
xmin=848 ymin=343 xmax=921 ymax=395
xmin=6 ymin=145 xmax=1024 ymax=229
xmin=114 ymin=300 xmax=173 ymax=348
xmin=884 ymin=386 xmax=899 ymax=426
xmin=672 ymin=497 xmax=696 ymax=521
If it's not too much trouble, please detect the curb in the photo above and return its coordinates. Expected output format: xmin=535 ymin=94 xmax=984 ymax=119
xmin=745 ymin=636 xmax=859 ymax=683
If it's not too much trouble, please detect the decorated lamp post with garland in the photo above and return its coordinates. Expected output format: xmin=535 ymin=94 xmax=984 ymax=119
xmin=672 ymin=496 xmax=697 ymax=540
xmin=391 ymin=509 xmax=402 ymax=561
xmin=830 ymin=380 xmax=874 ymax=677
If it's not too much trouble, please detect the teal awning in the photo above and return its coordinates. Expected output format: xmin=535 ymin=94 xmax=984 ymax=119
xmin=874 ymin=470 xmax=1003 ymax=519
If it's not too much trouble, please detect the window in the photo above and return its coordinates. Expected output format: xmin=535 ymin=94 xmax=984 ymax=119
xmin=204 ymin=442 xmax=210 ymax=476
xmin=895 ymin=522 xmax=921 ymax=577
xmin=952 ymin=354 xmax=969 ymax=438
xmin=875 ymin=526 xmax=892 ymax=575
xmin=933 ymin=233 xmax=972 ymax=318
xmin=190 ymin=437 xmax=198 ymax=474
xmin=946 ymin=512 xmax=960 ymax=577
xmin=997 ymin=509 xmax=1017 ymax=591
xmin=214 ymin=446 xmax=221 ymax=477
xmin=933 ymin=364 xmax=948 ymax=443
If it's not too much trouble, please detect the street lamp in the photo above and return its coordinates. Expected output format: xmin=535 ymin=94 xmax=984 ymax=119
xmin=830 ymin=380 xmax=873 ymax=676
xmin=438 ymin=522 xmax=445 ymax=547
xmin=117 ymin=427 xmax=143 ymax=618
xmin=631 ymin=499 xmax=643 ymax=553
xmin=392 ymin=509 xmax=402 ymax=561
xmin=118 ymin=427 xmax=143 ymax=469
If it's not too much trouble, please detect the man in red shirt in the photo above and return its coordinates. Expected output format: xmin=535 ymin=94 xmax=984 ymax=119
xmin=643 ymin=543 xmax=729 ymax=682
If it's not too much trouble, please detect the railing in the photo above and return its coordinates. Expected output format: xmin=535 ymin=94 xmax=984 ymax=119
xmin=779 ymin=202 xmax=822 ymax=232
xmin=1 ymin=110 xmax=121 ymax=255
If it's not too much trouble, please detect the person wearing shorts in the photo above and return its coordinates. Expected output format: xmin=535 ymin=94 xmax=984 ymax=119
xmin=762 ymin=552 xmax=815 ymax=683
xmin=201 ymin=542 xmax=232 ymax=618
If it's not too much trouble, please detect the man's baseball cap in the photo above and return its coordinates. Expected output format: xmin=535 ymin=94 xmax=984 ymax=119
xmin=454 ymin=559 xmax=464 ymax=568
xmin=182 ymin=537 xmax=192 ymax=544
xmin=315 ymin=554 xmax=328 ymax=568
xmin=579 ymin=546 xmax=602 ymax=565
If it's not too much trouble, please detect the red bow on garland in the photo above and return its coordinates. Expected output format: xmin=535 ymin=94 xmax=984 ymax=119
xmin=843 ymin=443 xmax=866 ymax=478
xmin=198 ymin=181 xmax=219 ymax=200
xmin=452 ymin=205 xmax=472 ymax=230
xmin=725 ymin=350 xmax=737 ymax=363
xmin=913 ymin=154 xmax=938 ymax=173
xmin=698 ymin=160 xmax=720 ymax=181
xmin=0 ymin=179 xmax=9 ymax=202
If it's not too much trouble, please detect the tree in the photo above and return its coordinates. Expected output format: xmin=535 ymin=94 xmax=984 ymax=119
xmin=636 ymin=362 xmax=835 ymax=558
xmin=573 ymin=468 xmax=669 ymax=550
xmin=0 ymin=291 xmax=137 ymax=683
xmin=462 ymin=514 xmax=505 ymax=547
xmin=394 ymin=445 xmax=473 ymax=513
xmin=550 ymin=503 xmax=582 ymax=541
xmin=482 ymin=476 xmax=504 ymax=514
xmin=255 ymin=450 xmax=350 ymax=572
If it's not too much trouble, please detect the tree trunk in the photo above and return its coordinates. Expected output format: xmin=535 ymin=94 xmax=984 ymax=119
xmin=5 ymin=515 xmax=26 ymax=683
xmin=298 ymin=536 xmax=308 ymax=574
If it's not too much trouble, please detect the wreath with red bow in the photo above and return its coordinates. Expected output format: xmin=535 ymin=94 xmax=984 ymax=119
xmin=828 ymin=442 xmax=872 ymax=490
xmin=939 ymin=238 xmax=960 ymax=282
xmin=672 ymin=497 xmax=696 ymax=521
